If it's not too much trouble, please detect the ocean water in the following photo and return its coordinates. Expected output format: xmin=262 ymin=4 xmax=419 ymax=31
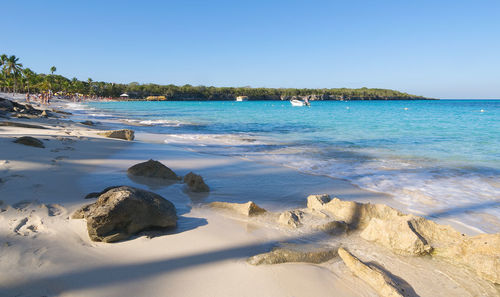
xmin=81 ymin=100 xmax=500 ymax=232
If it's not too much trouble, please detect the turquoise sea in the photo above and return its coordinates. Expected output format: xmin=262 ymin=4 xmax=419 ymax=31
xmin=77 ymin=100 xmax=500 ymax=232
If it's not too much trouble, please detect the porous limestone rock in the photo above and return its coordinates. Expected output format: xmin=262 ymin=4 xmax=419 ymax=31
xmin=313 ymin=220 xmax=349 ymax=235
xmin=127 ymin=159 xmax=179 ymax=180
xmin=360 ymin=218 xmax=431 ymax=256
xmin=98 ymin=129 xmax=134 ymax=141
xmin=306 ymin=194 xmax=332 ymax=210
xmin=278 ymin=210 xmax=304 ymax=228
xmin=209 ymin=201 xmax=266 ymax=217
xmin=183 ymin=172 xmax=209 ymax=192
xmin=72 ymin=186 xmax=177 ymax=242
xmin=338 ymin=248 xmax=405 ymax=297
xmin=13 ymin=136 xmax=45 ymax=148
xmin=248 ymin=244 xmax=337 ymax=265
xmin=308 ymin=195 xmax=500 ymax=283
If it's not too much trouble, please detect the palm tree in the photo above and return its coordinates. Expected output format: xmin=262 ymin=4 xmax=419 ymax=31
xmin=50 ymin=66 xmax=56 ymax=74
xmin=22 ymin=68 xmax=35 ymax=94
xmin=4 ymin=55 xmax=23 ymax=93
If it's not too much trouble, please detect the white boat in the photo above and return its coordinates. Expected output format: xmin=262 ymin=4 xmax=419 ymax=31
xmin=290 ymin=99 xmax=310 ymax=106
xmin=236 ymin=96 xmax=248 ymax=102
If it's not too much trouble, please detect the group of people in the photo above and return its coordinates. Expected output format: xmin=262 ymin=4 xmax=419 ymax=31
xmin=24 ymin=91 xmax=112 ymax=105
xmin=25 ymin=91 xmax=52 ymax=105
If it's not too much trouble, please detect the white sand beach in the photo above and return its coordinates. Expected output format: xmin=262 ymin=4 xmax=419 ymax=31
xmin=1 ymin=94 xmax=499 ymax=297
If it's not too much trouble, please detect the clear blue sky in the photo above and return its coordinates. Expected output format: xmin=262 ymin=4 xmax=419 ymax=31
xmin=3 ymin=0 xmax=499 ymax=98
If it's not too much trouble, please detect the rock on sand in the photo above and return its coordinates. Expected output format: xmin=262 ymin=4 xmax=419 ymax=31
xmin=73 ymin=186 xmax=177 ymax=243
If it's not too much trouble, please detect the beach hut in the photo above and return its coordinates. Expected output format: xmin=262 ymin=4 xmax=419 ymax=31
xmin=120 ymin=93 xmax=129 ymax=99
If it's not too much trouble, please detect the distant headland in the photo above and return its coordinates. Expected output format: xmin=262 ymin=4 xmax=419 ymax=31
xmin=1 ymin=54 xmax=432 ymax=101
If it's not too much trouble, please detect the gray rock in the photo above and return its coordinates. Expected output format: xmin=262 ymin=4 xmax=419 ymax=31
xmin=98 ymin=129 xmax=134 ymax=141
xmin=81 ymin=120 xmax=95 ymax=126
xmin=72 ymin=186 xmax=177 ymax=242
xmin=0 ymin=121 xmax=47 ymax=129
xmin=128 ymin=159 xmax=179 ymax=180
xmin=248 ymin=244 xmax=337 ymax=265
xmin=0 ymin=99 xmax=14 ymax=111
xmin=183 ymin=172 xmax=209 ymax=192
xmin=13 ymin=136 xmax=45 ymax=148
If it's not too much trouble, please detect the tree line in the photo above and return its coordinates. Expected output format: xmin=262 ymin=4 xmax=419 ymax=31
xmin=0 ymin=54 xmax=429 ymax=100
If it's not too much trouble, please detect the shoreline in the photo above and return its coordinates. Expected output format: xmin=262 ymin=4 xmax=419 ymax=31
xmin=1 ymin=93 xmax=499 ymax=296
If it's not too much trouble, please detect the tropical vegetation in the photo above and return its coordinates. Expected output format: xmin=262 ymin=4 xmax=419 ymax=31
xmin=0 ymin=54 xmax=429 ymax=100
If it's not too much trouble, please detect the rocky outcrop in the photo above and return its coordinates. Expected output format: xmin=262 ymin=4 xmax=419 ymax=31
xmin=309 ymin=195 xmax=500 ymax=284
xmin=127 ymin=159 xmax=179 ymax=180
xmin=13 ymin=136 xmax=45 ymax=148
xmin=183 ymin=172 xmax=209 ymax=192
xmin=307 ymin=195 xmax=431 ymax=255
xmin=98 ymin=129 xmax=134 ymax=141
xmin=72 ymin=186 xmax=177 ymax=242
xmin=338 ymin=248 xmax=405 ymax=297
xmin=248 ymin=244 xmax=337 ymax=265
xmin=209 ymin=201 xmax=266 ymax=217
xmin=410 ymin=218 xmax=500 ymax=284
xmin=0 ymin=98 xmax=49 ymax=118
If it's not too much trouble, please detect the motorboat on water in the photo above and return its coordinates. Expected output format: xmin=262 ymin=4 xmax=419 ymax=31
xmin=290 ymin=99 xmax=310 ymax=107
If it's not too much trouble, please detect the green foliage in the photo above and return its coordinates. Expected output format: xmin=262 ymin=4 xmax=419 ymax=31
xmin=0 ymin=54 xmax=429 ymax=100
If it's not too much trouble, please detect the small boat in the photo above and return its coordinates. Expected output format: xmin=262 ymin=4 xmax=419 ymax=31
xmin=236 ymin=96 xmax=248 ymax=102
xmin=290 ymin=99 xmax=310 ymax=107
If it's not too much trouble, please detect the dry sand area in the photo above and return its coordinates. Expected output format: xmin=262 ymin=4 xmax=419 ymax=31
xmin=0 ymin=94 xmax=499 ymax=297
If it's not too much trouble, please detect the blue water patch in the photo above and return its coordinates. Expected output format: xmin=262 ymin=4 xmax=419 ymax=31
xmin=83 ymin=99 xmax=500 ymax=232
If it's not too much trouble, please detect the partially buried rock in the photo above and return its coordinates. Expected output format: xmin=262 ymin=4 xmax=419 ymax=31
xmin=248 ymin=244 xmax=337 ymax=265
xmin=81 ymin=120 xmax=95 ymax=126
xmin=72 ymin=186 xmax=177 ymax=242
xmin=128 ymin=159 xmax=179 ymax=180
xmin=13 ymin=136 xmax=45 ymax=148
xmin=183 ymin=172 xmax=209 ymax=192
xmin=338 ymin=248 xmax=405 ymax=297
xmin=98 ymin=129 xmax=134 ymax=141
xmin=209 ymin=201 xmax=266 ymax=216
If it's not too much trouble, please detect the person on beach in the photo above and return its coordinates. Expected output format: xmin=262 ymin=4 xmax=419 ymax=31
xmin=25 ymin=92 xmax=30 ymax=103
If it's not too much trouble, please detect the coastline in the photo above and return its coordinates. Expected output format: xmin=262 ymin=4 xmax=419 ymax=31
xmin=1 ymin=93 xmax=499 ymax=296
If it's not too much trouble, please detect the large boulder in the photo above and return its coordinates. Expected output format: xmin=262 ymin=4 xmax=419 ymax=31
xmin=127 ymin=159 xmax=179 ymax=180
xmin=183 ymin=172 xmax=209 ymax=192
xmin=13 ymin=136 xmax=45 ymax=148
xmin=248 ymin=244 xmax=337 ymax=265
xmin=338 ymin=248 xmax=405 ymax=297
xmin=72 ymin=186 xmax=177 ymax=242
xmin=98 ymin=129 xmax=134 ymax=141
xmin=209 ymin=201 xmax=266 ymax=217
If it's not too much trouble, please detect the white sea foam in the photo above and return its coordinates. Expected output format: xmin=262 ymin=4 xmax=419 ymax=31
xmin=253 ymin=149 xmax=500 ymax=233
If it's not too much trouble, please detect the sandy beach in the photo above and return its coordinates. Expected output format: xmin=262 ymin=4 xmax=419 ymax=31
xmin=1 ymin=94 xmax=499 ymax=297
